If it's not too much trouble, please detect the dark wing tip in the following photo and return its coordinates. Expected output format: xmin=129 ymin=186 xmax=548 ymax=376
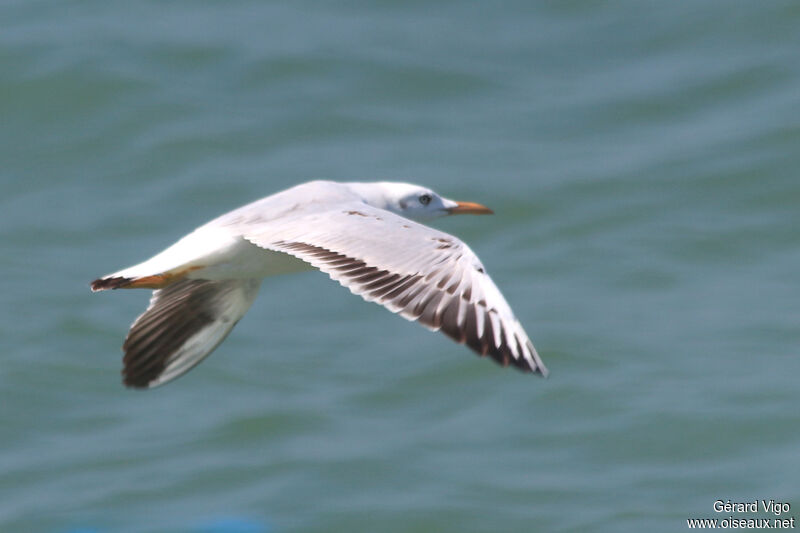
xmin=117 ymin=279 xmax=254 ymax=390
xmin=270 ymin=240 xmax=550 ymax=378
xmin=423 ymin=297 xmax=547 ymax=378
xmin=120 ymin=286 xmax=216 ymax=390
xmin=91 ymin=276 xmax=132 ymax=292
xmin=122 ymin=371 xmax=156 ymax=389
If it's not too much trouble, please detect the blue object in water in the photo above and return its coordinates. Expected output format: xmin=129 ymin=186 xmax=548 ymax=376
xmin=193 ymin=517 xmax=270 ymax=533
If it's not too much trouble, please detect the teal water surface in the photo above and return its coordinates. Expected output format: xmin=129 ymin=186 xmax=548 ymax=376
xmin=2 ymin=1 xmax=799 ymax=532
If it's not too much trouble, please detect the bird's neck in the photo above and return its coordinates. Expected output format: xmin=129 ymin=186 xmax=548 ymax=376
xmin=343 ymin=182 xmax=393 ymax=211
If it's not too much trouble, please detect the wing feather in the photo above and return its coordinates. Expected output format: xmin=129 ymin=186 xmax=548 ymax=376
xmin=121 ymin=278 xmax=261 ymax=388
xmin=241 ymin=204 xmax=547 ymax=376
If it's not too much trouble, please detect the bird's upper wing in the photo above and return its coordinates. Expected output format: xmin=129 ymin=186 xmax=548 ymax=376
xmin=238 ymin=203 xmax=547 ymax=375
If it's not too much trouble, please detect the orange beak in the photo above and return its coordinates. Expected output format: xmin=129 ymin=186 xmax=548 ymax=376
xmin=447 ymin=200 xmax=494 ymax=215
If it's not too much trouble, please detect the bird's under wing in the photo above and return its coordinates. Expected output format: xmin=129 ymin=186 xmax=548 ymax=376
xmin=122 ymin=278 xmax=262 ymax=388
xmin=240 ymin=203 xmax=547 ymax=375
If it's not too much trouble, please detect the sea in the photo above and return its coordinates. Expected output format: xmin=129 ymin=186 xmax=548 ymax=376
xmin=1 ymin=1 xmax=799 ymax=531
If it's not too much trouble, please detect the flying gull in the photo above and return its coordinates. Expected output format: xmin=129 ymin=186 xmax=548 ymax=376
xmin=91 ymin=180 xmax=547 ymax=388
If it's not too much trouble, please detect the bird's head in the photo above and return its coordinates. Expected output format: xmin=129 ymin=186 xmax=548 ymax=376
xmin=346 ymin=181 xmax=493 ymax=222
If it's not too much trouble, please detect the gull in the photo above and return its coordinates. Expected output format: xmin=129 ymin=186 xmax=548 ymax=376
xmin=91 ymin=180 xmax=547 ymax=388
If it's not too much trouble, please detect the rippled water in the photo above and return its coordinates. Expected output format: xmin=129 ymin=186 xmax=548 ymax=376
xmin=2 ymin=1 xmax=799 ymax=532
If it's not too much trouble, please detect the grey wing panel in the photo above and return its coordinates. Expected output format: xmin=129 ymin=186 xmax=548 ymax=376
xmin=242 ymin=205 xmax=546 ymax=375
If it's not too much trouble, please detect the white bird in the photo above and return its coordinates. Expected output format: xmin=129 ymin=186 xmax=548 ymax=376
xmin=91 ymin=180 xmax=547 ymax=388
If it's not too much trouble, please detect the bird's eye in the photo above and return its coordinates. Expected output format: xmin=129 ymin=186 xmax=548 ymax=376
xmin=418 ymin=194 xmax=432 ymax=206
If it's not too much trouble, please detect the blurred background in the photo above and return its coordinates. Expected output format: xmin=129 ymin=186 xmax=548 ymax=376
xmin=1 ymin=1 xmax=799 ymax=531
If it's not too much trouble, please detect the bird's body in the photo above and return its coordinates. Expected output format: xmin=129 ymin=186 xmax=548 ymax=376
xmin=92 ymin=180 xmax=547 ymax=388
